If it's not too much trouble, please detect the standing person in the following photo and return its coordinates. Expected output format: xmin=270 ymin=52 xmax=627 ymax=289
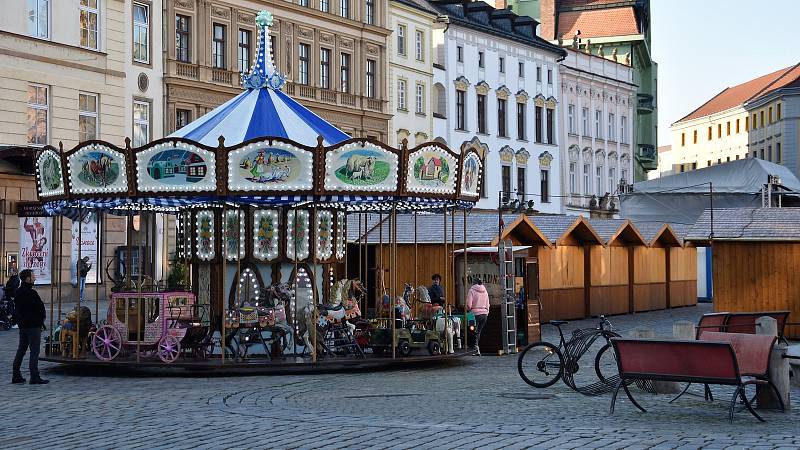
xmin=429 ymin=274 xmax=445 ymax=308
xmin=466 ymin=278 xmax=490 ymax=356
xmin=77 ymin=256 xmax=91 ymax=302
xmin=12 ymin=269 xmax=49 ymax=384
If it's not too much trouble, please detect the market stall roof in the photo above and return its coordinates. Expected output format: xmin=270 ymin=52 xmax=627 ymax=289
xmin=452 ymin=246 xmax=532 ymax=254
xmin=530 ymin=215 xmax=603 ymax=246
xmin=586 ymin=218 xmax=646 ymax=246
xmin=490 ymin=214 xmax=553 ymax=247
xmin=685 ymin=207 xmax=800 ymax=243
xmin=168 ymin=11 xmax=349 ymax=147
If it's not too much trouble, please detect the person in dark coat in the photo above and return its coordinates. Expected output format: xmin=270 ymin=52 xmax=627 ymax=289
xmin=429 ymin=274 xmax=445 ymax=307
xmin=12 ymin=269 xmax=49 ymax=384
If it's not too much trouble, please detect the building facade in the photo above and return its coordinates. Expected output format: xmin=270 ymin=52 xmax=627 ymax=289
xmin=503 ymin=0 xmax=658 ymax=181
xmin=428 ymin=0 xmax=566 ymax=212
xmin=165 ymin=0 xmax=391 ymax=140
xmin=662 ymin=64 xmax=800 ymax=178
xmin=558 ymin=47 xmax=635 ymax=217
xmin=387 ymin=0 xmax=437 ymax=147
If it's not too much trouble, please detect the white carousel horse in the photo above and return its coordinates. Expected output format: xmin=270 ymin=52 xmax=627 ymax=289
xmin=435 ymin=312 xmax=462 ymax=354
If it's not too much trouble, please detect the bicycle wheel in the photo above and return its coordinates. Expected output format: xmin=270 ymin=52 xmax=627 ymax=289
xmin=594 ymin=343 xmax=619 ymax=383
xmin=517 ymin=342 xmax=564 ymax=388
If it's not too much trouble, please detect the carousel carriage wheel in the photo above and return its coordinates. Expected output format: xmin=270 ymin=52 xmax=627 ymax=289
xmin=427 ymin=340 xmax=442 ymax=356
xmin=158 ymin=334 xmax=181 ymax=363
xmin=92 ymin=325 xmax=122 ymax=362
xmin=397 ymin=340 xmax=412 ymax=357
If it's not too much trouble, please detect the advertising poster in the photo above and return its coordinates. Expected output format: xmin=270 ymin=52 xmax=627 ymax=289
xmin=71 ymin=212 xmax=100 ymax=284
xmin=19 ymin=216 xmax=52 ymax=285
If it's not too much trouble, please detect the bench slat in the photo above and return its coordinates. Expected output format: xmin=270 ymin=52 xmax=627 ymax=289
xmin=612 ymin=338 xmax=740 ymax=383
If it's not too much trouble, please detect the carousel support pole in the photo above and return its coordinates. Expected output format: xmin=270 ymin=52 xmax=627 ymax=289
xmin=221 ymin=205 xmax=227 ymax=364
xmin=292 ymin=210 xmax=299 ymax=357
xmin=48 ymin=211 xmax=57 ymax=350
xmin=235 ymin=209 xmax=241 ymax=307
xmin=463 ymin=208 xmax=468 ymax=351
xmin=450 ymin=206 xmax=456 ymax=352
xmin=126 ymin=215 xmax=132 ymax=290
xmin=378 ymin=211 xmax=384 ymax=317
xmin=136 ymin=207 xmax=144 ymax=364
xmin=390 ymin=206 xmax=396 ymax=359
xmin=443 ymin=206 xmax=449 ymax=353
xmin=311 ymin=205 xmax=318 ymax=364
xmin=95 ymin=212 xmax=101 ymax=331
xmin=57 ymin=215 xmax=63 ymax=336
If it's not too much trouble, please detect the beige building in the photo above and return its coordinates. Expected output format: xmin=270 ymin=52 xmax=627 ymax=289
xmin=165 ymin=0 xmax=391 ymax=140
xmin=387 ymin=0 xmax=436 ymax=147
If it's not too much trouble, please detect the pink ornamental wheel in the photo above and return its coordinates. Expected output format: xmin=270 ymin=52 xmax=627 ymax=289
xmin=158 ymin=334 xmax=181 ymax=363
xmin=92 ymin=325 xmax=122 ymax=361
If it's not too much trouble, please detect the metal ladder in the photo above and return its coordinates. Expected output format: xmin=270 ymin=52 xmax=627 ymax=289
xmin=498 ymin=240 xmax=517 ymax=355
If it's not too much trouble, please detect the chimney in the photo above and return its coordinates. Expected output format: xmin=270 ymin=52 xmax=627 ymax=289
xmin=540 ymin=0 xmax=556 ymax=40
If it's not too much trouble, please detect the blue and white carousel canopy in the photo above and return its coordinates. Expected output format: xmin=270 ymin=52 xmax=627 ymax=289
xmin=169 ymin=10 xmax=349 ymax=147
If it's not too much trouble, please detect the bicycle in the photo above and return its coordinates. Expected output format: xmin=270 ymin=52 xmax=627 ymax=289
xmin=517 ymin=316 xmax=622 ymax=395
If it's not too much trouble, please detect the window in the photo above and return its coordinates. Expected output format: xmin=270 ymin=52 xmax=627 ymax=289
xmin=778 ymin=104 xmax=782 ymax=120
xmin=27 ymin=0 xmax=49 ymax=39
xmin=596 ymin=166 xmax=603 ymax=195
xmin=340 ymin=0 xmax=350 ymax=18
xmin=608 ymin=167 xmax=616 ymax=192
xmin=365 ymin=0 xmax=375 ymax=25
xmin=397 ymin=25 xmax=406 ymax=56
xmin=477 ymin=94 xmax=486 ymax=133
xmin=416 ymin=84 xmax=425 ymax=115
xmin=320 ymin=0 xmax=329 ymax=12
xmin=340 ymin=53 xmax=350 ymax=93
xmin=298 ymin=43 xmax=310 ymax=85
xmin=753 ymin=113 xmax=758 ymax=129
xmin=80 ymin=0 xmax=99 ymax=50
xmin=502 ymin=165 xmax=511 ymax=194
xmin=708 ymin=159 xmax=712 ymax=166
xmin=480 ymin=160 xmax=487 ymax=198
xmin=582 ymin=107 xmax=589 ymax=135
xmin=569 ymin=163 xmax=576 ymax=194
xmin=717 ymin=123 xmax=722 ymax=138
xmin=176 ymin=15 xmax=191 ymax=62
xmin=26 ymin=84 xmax=48 ymax=145
xmin=298 ymin=0 xmax=308 ymax=6
xmin=760 ymin=148 xmax=764 ymax=159
xmin=366 ymin=59 xmax=376 ymax=98
xmin=517 ymin=102 xmax=526 ymax=140
xmin=212 ymin=24 xmax=226 ymax=69
xmin=760 ymin=111 xmax=764 ymax=128
xmin=133 ymin=3 xmax=149 ymax=64
xmin=238 ymin=29 xmax=251 ymax=74
xmin=559 ymin=104 xmax=571 ymax=135
xmin=621 ymin=168 xmax=628 ymax=184
xmin=535 ymin=106 xmax=543 ymax=143
xmin=726 ymin=156 xmax=730 ymax=162
xmin=78 ymin=93 xmax=98 ymax=142
xmin=547 ymin=68 xmax=553 ymax=84
xmin=540 ymin=170 xmax=550 ymax=203
xmin=746 ymin=116 xmax=750 ymax=131
xmin=707 ymin=126 xmax=712 ymax=140
xmin=456 ymin=90 xmax=466 ymax=130
xmin=620 ymin=116 xmax=627 ymax=143
xmin=681 ymin=133 xmax=685 ymax=146
xmin=693 ymin=129 xmax=697 ymax=144
xmin=582 ymin=163 xmax=590 ymax=196
xmin=498 ymin=99 xmax=507 ymax=137
xmin=736 ymin=119 xmax=740 ymax=133
xmin=478 ymin=51 xmax=484 ymax=68
xmin=726 ymin=121 xmax=731 ymax=136
xmin=608 ymin=113 xmax=615 ymax=141
xmin=536 ymin=66 xmax=541 ymax=82
xmin=777 ymin=142 xmax=782 ymax=163
xmin=769 ymin=107 xmax=773 ymax=124
xmin=133 ymin=100 xmax=150 ymax=147
xmin=768 ymin=145 xmax=772 ymax=161
xmin=175 ymin=109 xmax=191 ymax=130
xmin=518 ymin=62 xmax=524 ymax=77
xmin=546 ymin=108 xmax=554 ymax=144
xmin=397 ymin=79 xmax=406 ymax=110
xmin=320 ymin=48 xmax=331 ymax=89
xmin=595 ymin=110 xmax=602 ymax=139
xmin=415 ymin=31 xmax=424 ymax=61
xmin=457 ymin=46 xmax=463 ymax=62
xmin=517 ymin=167 xmax=526 ymax=196
xmin=499 ymin=57 xmax=505 ymax=73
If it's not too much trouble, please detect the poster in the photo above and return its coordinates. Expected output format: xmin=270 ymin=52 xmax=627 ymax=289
xmin=71 ymin=212 xmax=100 ymax=284
xmin=454 ymin=253 xmax=502 ymax=306
xmin=19 ymin=216 xmax=52 ymax=285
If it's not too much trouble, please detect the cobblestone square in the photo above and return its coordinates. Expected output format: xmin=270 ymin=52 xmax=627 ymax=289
xmin=2 ymin=303 xmax=799 ymax=449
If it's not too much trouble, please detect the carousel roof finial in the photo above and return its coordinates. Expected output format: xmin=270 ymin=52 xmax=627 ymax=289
xmin=242 ymin=9 xmax=285 ymax=91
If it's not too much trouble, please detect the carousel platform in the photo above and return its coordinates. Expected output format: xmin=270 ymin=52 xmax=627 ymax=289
xmin=41 ymin=350 xmax=472 ymax=376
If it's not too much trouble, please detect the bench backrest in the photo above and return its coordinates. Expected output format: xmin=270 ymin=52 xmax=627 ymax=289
xmin=698 ymin=331 xmax=775 ymax=377
xmin=696 ymin=312 xmax=729 ymax=338
xmin=724 ymin=311 xmax=790 ymax=336
xmin=611 ymin=338 xmax=740 ymax=384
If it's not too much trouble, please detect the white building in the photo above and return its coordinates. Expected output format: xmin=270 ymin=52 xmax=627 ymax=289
xmin=428 ymin=0 xmax=566 ymax=212
xmin=388 ymin=0 xmax=437 ymax=147
xmin=558 ymin=47 xmax=636 ymax=217
xmin=125 ymin=0 xmax=164 ymax=145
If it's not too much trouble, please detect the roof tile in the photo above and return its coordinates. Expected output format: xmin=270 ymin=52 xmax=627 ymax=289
xmin=557 ymin=7 xmax=639 ymax=39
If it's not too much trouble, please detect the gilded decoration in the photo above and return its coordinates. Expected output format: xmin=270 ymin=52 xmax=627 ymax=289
xmin=515 ymin=148 xmax=530 ymax=166
xmin=545 ymin=97 xmax=557 ymax=108
xmin=515 ymin=90 xmax=529 ymax=103
xmin=454 ymin=75 xmax=470 ymax=91
xmin=538 ymin=151 xmax=553 ymax=168
xmin=475 ymin=81 xmax=490 ymax=95
xmin=499 ymin=146 xmax=514 ymax=164
xmin=496 ymin=85 xmax=510 ymax=100
xmin=533 ymin=95 xmax=545 ymax=107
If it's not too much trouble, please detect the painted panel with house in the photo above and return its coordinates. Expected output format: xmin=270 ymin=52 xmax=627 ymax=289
xmin=37 ymin=150 xmax=64 ymax=197
xmin=461 ymin=152 xmax=482 ymax=197
xmin=136 ymin=142 xmax=216 ymax=192
xmin=324 ymin=143 xmax=398 ymax=192
xmin=68 ymin=144 xmax=127 ymax=194
xmin=406 ymin=146 xmax=458 ymax=194
xmin=228 ymin=141 xmax=314 ymax=191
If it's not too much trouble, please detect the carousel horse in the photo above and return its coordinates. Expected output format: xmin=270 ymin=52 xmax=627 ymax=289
xmin=318 ymin=279 xmax=364 ymax=331
xmin=59 ymin=306 xmax=95 ymax=358
xmin=262 ymin=283 xmax=294 ymax=352
xmin=413 ymin=285 xmax=440 ymax=321
xmin=435 ymin=309 xmax=462 ymax=355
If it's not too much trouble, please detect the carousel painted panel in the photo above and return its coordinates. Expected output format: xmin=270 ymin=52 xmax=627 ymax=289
xmin=136 ymin=141 xmax=216 ymax=192
xmin=324 ymin=142 xmax=399 ymax=192
xmin=36 ymin=149 xmax=65 ymax=197
xmin=460 ymin=152 xmax=482 ymax=197
xmin=406 ymin=146 xmax=458 ymax=195
xmin=286 ymin=210 xmax=310 ymax=261
xmin=195 ymin=210 xmax=215 ymax=261
xmin=67 ymin=144 xmax=128 ymax=194
xmin=335 ymin=211 xmax=346 ymax=260
xmin=228 ymin=141 xmax=314 ymax=192
xmin=253 ymin=209 xmax=281 ymax=261
xmin=223 ymin=210 xmax=246 ymax=261
xmin=315 ymin=210 xmax=334 ymax=261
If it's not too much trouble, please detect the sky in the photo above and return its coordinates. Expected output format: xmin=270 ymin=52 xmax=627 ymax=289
xmin=651 ymin=0 xmax=800 ymax=147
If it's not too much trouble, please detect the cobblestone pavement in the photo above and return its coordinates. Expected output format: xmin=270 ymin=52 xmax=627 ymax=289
xmin=2 ymin=303 xmax=799 ymax=449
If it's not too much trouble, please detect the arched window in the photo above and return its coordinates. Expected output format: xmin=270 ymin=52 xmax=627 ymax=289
xmin=434 ymin=82 xmax=446 ymax=118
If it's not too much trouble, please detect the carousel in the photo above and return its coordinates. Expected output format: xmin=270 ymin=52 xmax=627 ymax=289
xmin=36 ymin=10 xmax=482 ymax=373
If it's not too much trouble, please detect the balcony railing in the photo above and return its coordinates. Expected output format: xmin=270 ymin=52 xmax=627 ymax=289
xmin=637 ymin=93 xmax=654 ymax=114
xmin=366 ymin=98 xmax=383 ymax=112
xmin=211 ymin=69 xmax=233 ymax=85
xmin=175 ymin=62 xmax=199 ymax=80
xmin=282 ymin=82 xmax=385 ymax=113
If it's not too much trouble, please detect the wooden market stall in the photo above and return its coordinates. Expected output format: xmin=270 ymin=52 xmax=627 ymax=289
xmin=586 ymin=219 xmax=646 ymax=316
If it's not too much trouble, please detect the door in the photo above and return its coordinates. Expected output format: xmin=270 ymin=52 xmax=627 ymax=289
xmin=524 ymin=259 xmax=541 ymax=345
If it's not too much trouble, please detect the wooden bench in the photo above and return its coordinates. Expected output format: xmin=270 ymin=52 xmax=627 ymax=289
xmin=696 ymin=311 xmax=790 ymax=342
xmin=610 ymin=336 xmax=783 ymax=422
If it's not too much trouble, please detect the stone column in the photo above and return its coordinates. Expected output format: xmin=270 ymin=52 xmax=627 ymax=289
xmin=756 ymin=316 xmax=790 ymax=410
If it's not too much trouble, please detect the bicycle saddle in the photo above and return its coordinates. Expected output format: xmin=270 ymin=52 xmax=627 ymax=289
xmin=549 ymin=320 xmax=568 ymax=326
